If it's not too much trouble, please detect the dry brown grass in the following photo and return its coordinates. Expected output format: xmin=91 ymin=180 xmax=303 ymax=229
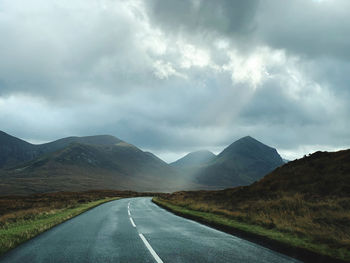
xmin=0 ymin=190 xmax=154 ymax=227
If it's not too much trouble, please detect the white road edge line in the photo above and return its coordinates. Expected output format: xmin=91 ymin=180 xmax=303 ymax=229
xmin=128 ymin=209 xmax=131 ymax=216
xmin=139 ymin=233 xmax=164 ymax=263
xmin=129 ymin=217 xmax=136 ymax=227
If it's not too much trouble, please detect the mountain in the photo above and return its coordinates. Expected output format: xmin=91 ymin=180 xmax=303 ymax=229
xmin=0 ymin=132 xmax=193 ymax=195
xmin=171 ymin=150 xmax=216 ymax=168
xmin=195 ymin=136 xmax=284 ymax=188
xmin=0 ymin=131 xmax=123 ymax=169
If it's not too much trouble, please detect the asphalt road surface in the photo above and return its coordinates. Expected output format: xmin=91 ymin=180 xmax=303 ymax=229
xmin=0 ymin=197 xmax=301 ymax=263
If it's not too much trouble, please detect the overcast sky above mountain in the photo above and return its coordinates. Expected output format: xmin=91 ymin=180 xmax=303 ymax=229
xmin=1 ymin=0 xmax=349 ymax=162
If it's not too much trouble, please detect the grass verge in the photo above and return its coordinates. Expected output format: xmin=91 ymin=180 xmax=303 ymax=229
xmin=0 ymin=197 xmax=119 ymax=256
xmin=153 ymin=197 xmax=348 ymax=263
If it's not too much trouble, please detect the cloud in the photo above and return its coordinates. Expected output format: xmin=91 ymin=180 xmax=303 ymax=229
xmin=0 ymin=0 xmax=157 ymax=100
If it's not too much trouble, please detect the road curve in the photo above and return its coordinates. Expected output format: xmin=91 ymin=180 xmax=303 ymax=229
xmin=0 ymin=197 xmax=301 ymax=263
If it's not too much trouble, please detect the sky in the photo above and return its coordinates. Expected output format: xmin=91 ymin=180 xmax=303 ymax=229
xmin=0 ymin=0 xmax=349 ymax=162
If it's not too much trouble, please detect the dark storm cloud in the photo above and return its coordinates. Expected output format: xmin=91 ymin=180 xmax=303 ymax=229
xmin=146 ymin=0 xmax=258 ymax=36
xmin=0 ymin=0 xmax=349 ymax=162
xmin=256 ymin=0 xmax=350 ymax=60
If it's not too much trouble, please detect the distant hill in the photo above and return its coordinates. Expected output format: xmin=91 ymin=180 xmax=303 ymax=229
xmin=195 ymin=136 xmax=284 ymax=188
xmin=0 ymin=132 xmax=193 ymax=195
xmin=171 ymin=150 xmax=216 ymax=168
xmin=170 ymin=150 xmax=216 ymax=182
xmin=247 ymin=149 xmax=350 ymax=197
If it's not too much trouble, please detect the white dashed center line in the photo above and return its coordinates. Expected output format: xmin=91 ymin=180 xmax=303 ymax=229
xmin=129 ymin=217 xmax=136 ymax=227
xmin=139 ymin=233 xmax=164 ymax=263
xmin=128 ymin=201 xmax=164 ymax=263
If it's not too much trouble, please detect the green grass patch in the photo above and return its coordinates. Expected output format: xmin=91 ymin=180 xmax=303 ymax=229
xmin=0 ymin=197 xmax=119 ymax=256
xmin=153 ymin=197 xmax=349 ymax=262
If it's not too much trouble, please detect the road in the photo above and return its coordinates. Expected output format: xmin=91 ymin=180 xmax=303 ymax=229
xmin=0 ymin=197 xmax=301 ymax=263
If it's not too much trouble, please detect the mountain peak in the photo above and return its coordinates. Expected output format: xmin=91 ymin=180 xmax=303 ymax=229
xmin=234 ymin=135 xmax=260 ymax=144
xmin=219 ymin=136 xmax=284 ymax=171
xmin=238 ymin=135 xmax=254 ymax=141
xmin=195 ymin=136 xmax=284 ymax=188
xmin=222 ymin=136 xmax=275 ymax=156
